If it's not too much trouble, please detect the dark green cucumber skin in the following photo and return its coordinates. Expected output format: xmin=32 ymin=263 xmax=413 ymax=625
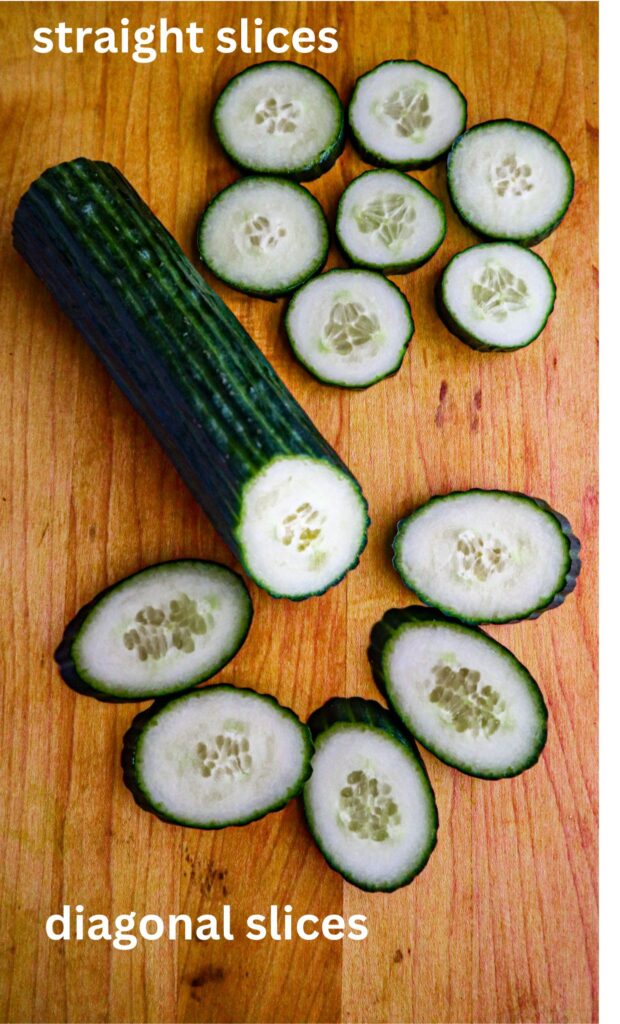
xmin=122 ymin=685 xmax=314 ymax=830
xmin=349 ymin=60 xmax=467 ymax=171
xmin=336 ymin=170 xmax=446 ymax=274
xmin=12 ymin=159 xmax=368 ymax=599
xmin=368 ymin=606 xmax=548 ymax=779
xmin=284 ymin=269 xmax=415 ymax=389
xmin=213 ymin=62 xmax=345 ymax=183
xmin=436 ymin=244 xmax=557 ymax=352
xmin=197 ymin=177 xmax=329 ymax=298
xmin=304 ymin=697 xmax=439 ymax=893
xmin=54 ymin=560 xmax=253 ymax=703
xmin=447 ymin=120 xmax=575 ymax=246
xmin=392 ymin=489 xmax=581 ymax=624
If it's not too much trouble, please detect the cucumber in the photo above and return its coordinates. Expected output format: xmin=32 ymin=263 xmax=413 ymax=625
xmin=349 ymin=59 xmax=466 ymax=170
xmin=122 ymin=685 xmax=313 ymax=829
xmin=213 ymin=62 xmax=345 ymax=181
xmin=197 ymin=177 xmax=329 ymax=297
xmin=55 ymin=560 xmax=252 ymax=702
xmin=13 ymin=160 xmax=369 ymax=600
xmin=393 ymin=489 xmax=581 ymax=624
xmin=447 ymin=120 xmax=574 ymax=245
xmin=369 ymin=606 xmax=548 ymax=779
xmin=437 ymin=243 xmax=556 ymax=351
xmin=303 ymin=697 xmax=438 ymax=892
xmin=284 ymin=269 xmax=414 ymax=388
xmin=336 ymin=169 xmax=446 ymax=273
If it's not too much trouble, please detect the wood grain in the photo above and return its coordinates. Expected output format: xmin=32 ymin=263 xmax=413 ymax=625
xmin=0 ymin=3 xmax=598 ymax=1022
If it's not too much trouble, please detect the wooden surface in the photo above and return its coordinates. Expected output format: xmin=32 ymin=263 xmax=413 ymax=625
xmin=0 ymin=3 xmax=598 ymax=1022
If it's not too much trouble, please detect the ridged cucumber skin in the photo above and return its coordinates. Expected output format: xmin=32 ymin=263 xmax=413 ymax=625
xmin=122 ymin=684 xmax=314 ymax=830
xmin=447 ymin=120 xmax=575 ymax=247
xmin=304 ymin=697 xmax=439 ymax=892
xmin=392 ymin=489 xmax=582 ymax=624
xmin=436 ymin=245 xmax=557 ymax=352
xmin=368 ymin=606 xmax=548 ymax=779
xmin=349 ymin=60 xmax=467 ymax=171
xmin=213 ymin=62 xmax=345 ymax=183
xmin=54 ymin=560 xmax=253 ymax=703
xmin=12 ymin=159 xmax=369 ymax=599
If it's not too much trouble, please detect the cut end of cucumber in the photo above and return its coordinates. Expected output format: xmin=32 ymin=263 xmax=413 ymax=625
xmin=236 ymin=456 xmax=369 ymax=599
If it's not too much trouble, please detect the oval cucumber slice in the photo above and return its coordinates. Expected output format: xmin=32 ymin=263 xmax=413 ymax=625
xmin=303 ymin=697 xmax=438 ymax=892
xmin=285 ymin=269 xmax=414 ymax=388
xmin=438 ymin=242 xmax=556 ymax=351
xmin=447 ymin=119 xmax=574 ymax=245
xmin=123 ymin=685 xmax=313 ymax=829
xmin=198 ymin=177 xmax=329 ymax=297
xmin=55 ymin=560 xmax=253 ymax=701
xmin=336 ymin=169 xmax=446 ymax=273
xmin=213 ymin=62 xmax=345 ymax=181
xmin=349 ymin=59 xmax=466 ymax=170
xmin=393 ymin=490 xmax=581 ymax=624
xmin=369 ymin=606 xmax=548 ymax=779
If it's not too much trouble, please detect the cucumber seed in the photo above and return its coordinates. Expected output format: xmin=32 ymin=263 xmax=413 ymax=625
xmin=428 ymin=662 xmax=506 ymax=737
xmin=472 ymin=264 xmax=529 ymax=321
xmin=453 ymin=530 xmax=509 ymax=581
xmin=339 ymin=769 xmax=401 ymax=841
xmin=383 ymin=86 xmax=432 ymax=139
xmin=356 ymin=193 xmax=416 ymax=248
xmin=196 ymin=732 xmax=253 ymax=780
xmin=123 ymin=592 xmax=213 ymax=662
xmin=323 ymin=300 xmax=381 ymax=356
xmin=492 ymin=154 xmax=534 ymax=197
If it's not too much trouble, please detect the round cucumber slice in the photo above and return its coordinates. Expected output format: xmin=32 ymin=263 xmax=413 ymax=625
xmin=303 ymin=698 xmax=438 ymax=892
xmin=285 ymin=269 xmax=414 ymax=388
xmin=349 ymin=59 xmax=466 ymax=170
xmin=438 ymin=243 xmax=556 ymax=351
xmin=369 ymin=607 xmax=548 ymax=779
xmin=197 ymin=177 xmax=329 ymax=297
xmin=122 ymin=686 xmax=313 ymax=829
xmin=213 ymin=62 xmax=345 ymax=181
xmin=336 ymin=169 xmax=446 ymax=273
xmin=55 ymin=560 xmax=253 ymax=701
xmin=447 ymin=120 xmax=574 ymax=245
xmin=393 ymin=490 xmax=581 ymax=624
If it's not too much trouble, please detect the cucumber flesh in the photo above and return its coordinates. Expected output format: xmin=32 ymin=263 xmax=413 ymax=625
xmin=122 ymin=685 xmax=313 ymax=829
xmin=438 ymin=242 xmax=556 ymax=351
xmin=285 ymin=269 xmax=414 ymax=388
xmin=213 ymin=62 xmax=345 ymax=181
xmin=198 ymin=177 xmax=329 ymax=297
xmin=349 ymin=59 xmax=466 ymax=170
xmin=303 ymin=698 xmax=438 ymax=892
xmin=447 ymin=120 xmax=574 ymax=245
xmin=393 ymin=489 xmax=581 ymax=624
xmin=369 ymin=607 xmax=548 ymax=779
xmin=336 ymin=169 xmax=446 ymax=273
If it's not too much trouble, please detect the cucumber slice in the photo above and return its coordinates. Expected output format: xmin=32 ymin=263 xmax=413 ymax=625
xmin=447 ymin=120 xmax=574 ymax=245
xmin=369 ymin=606 xmax=548 ymax=779
xmin=213 ymin=62 xmax=345 ymax=181
xmin=55 ymin=561 xmax=253 ymax=701
xmin=122 ymin=685 xmax=313 ymax=829
xmin=303 ymin=697 xmax=438 ymax=892
xmin=349 ymin=60 xmax=466 ymax=170
xmin=393 ymin=490 xmax=581 ymax=624
xmin=285 ymin=269 xmax=414 ymax=388
xmin=438 ymin=243 xmax=556 ymax=351
xmin=336 ymin=169 xmax=446 ymax=273
xmin=198 ymin=177 xmax=329 ymax=297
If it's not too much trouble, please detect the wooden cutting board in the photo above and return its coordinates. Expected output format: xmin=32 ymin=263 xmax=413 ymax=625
xmin=0 ymin=3 xmax=598 ymax=1022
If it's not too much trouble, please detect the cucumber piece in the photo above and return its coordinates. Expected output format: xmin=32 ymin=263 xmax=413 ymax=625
xmin=13 ymin=160 xmax=369 ymax=600
xmin=122 ymin=685 xmax=313 ymax=829
xmin=369 ymin=606 xmax=548 ymax=779
xmin=447 ymin=120 xmax=574 ymax=245
xmin=336 ymin=169 xmax=446 ymax=273
xmin=213 ymin=62 xmax=345 ymax=182
xmin=285 ymin=269 xmax=414 ymax=388
xmin=437 ymin=243 xmax=556 ymax=351
xmin=55 ymin=561 xmax=252 ymax=702
xmin=349 ymin=59 xmax=466 ymax=170
xmin=197 ymin=177 xmax=329 ymax=298
xmin=303 ymin=697 xmax=438 ymax=892
xmin=393 ymin=489 xmax=581 ymax=624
